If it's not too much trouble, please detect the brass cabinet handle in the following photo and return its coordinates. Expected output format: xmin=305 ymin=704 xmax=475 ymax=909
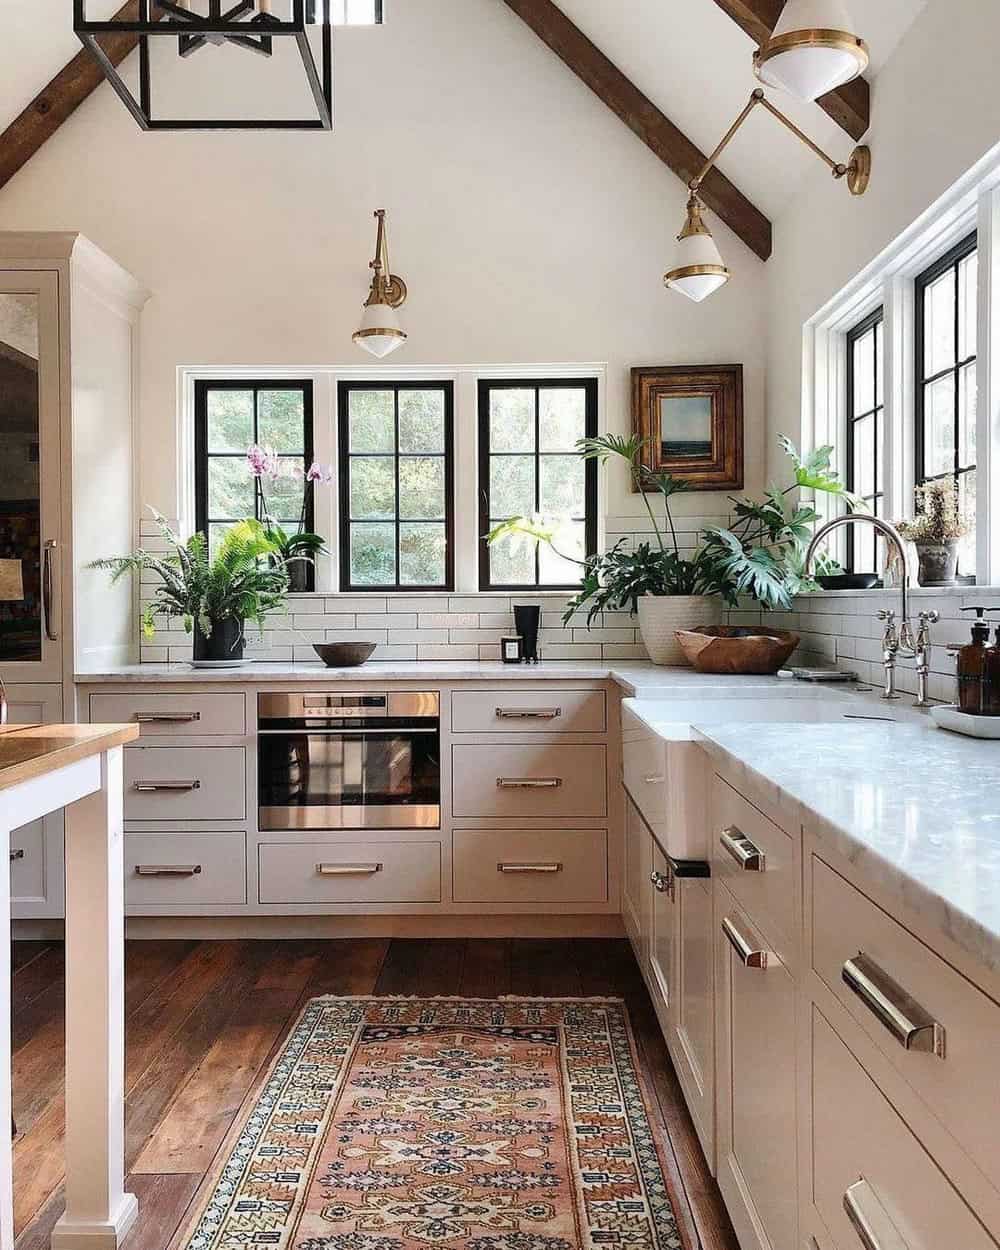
xmin=9 ymin=848 xmax=25 ymax=863
xmin=496 ymin=777 xmax=562 ymax=789
xmin=643 ymin=774 xmax=665 ymax=784
xmin=720 ymin=825 xmax=766 ymax=872
xmin=134 ymin=712 xmax=202 ymax=724
xmin=135 ymin=864 xmax=202 ymax=877
xmin=842 ymin=953 xmax=946 ymax=1058
xmin=649 ymin=869 xmax=674 ymax=899
xmin=722 ymin=916 xmax=768 ymax=969
xmin=317 ymin=862 xmax=383 ymax=876
xmin=495 ymin=707 xmax=561 ymax=720
xmin=132 ymin=780 xmax=202 ymax=792
xmin=844 ymin=1179 xmax=910 ymax=1250
xmin=43 ymin=539 xmax=58 ymax=641
xmin=498 ymin=862 xmax=562 ymax=874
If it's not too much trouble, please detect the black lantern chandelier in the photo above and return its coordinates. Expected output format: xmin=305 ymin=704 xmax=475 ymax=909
xmin=73 ymin=0 xmax=332 ymax=130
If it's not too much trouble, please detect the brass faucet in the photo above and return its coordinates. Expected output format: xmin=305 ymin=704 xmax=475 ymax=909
xmin=804 ymin=515 xmax=933 ymax=702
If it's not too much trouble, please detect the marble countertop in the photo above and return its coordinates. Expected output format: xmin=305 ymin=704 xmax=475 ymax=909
xmin=695 ymin=721 xmax=1000 ymax=978
xmin=0 ymin=722 xmax=138 ymax=791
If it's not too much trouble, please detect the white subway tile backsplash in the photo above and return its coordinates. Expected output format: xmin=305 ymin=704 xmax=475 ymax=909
xmin=357 ymin=613 xmax=417 ymax=630
xmin=416 ymin=643 xmax=480 ymax=660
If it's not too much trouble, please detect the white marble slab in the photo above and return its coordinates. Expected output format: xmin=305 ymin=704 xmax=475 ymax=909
xmin=696 ymin=721 xmax=1000 ymax=978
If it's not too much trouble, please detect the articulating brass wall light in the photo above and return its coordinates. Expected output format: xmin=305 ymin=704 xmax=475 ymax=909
xmin=353 ymin=209 xmax=408 ymax=358
xmin=664 ymin=88 xmax=871 ymax=303
xmin=754 ymin=0 xmax=869 ymax=102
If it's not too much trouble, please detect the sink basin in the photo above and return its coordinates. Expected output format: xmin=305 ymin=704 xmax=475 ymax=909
xmin=621 ymin=693 xmax=916 ymax=865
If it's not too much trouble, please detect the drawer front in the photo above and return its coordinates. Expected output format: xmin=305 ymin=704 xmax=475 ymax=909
xmin=453 ymin=829 xmax=607 ymax=903
xmin=124 ymin=746 xmax=246 ymax=821
xmin=452 ymin=744 xmax=607 ymax=817
xmin=9 ymin=824 xmax=45 ymax=905
xmin=811 ymin=1007 xmax=996 ymax=1250
xmin=812 ymin=855 xmax=1000 ymax=1189
xmin=712 ymin=776 xmax=795 ymax=955
xmin=125 ymin=833 xmax=246 ymax=907
xmin=258 ymin=841 xmax=441 ymax=905
xmin=90 ymin=691 xmax=246 ymax=737
xmin=622 ymin=705 xmax=668 ymax=838
xmin=452 ymin=689 xmax=606 ymax=734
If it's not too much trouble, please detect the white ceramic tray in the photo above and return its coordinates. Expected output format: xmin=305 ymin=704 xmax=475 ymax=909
xmin=929 ymin=705 xmax=1000 ymax=739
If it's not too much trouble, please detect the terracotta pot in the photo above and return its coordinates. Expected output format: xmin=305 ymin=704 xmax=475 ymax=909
xmin=637 ymin=595 xmax=723 ymax=666
xmin=675 ymin=626 xmax=800 ymax=675
xmin=915 ymin=540 xmax=959 ymax=587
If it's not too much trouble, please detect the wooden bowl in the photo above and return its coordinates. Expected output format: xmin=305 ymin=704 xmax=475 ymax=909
xmin=674 ymin=626 xmax=800 ymax=675
xmin=312 ymin=642 xmax=377 ymax=668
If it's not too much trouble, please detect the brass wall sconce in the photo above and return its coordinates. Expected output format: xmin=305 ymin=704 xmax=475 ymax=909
xmin=664 ymin=88 xmax=871 ymax=302
xmin=353 ymin=209 xmax=408 ymax=358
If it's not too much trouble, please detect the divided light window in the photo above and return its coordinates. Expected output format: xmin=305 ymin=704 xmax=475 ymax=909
xmin=478 ymin=379 xmax=598 ymax=590
xmin=331 ymin=0 xmax=383 ymax=23
xmin=916 ymin=232 xmax=978 ymax=571
xmin=845 ymin=308 xmax=884 ymax=573
xmin=194 ymin=380 xmax=313 ymax=580
xmin=338 ymin=382 xmax=454 ymax=591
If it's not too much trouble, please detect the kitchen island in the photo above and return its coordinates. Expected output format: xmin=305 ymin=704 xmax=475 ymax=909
xmin=1 ymin=722 xmax=139 ymax=1250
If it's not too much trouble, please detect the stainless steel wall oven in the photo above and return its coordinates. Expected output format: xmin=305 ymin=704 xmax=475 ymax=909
xmin=258 ymin=691 xmax=440 ymax=830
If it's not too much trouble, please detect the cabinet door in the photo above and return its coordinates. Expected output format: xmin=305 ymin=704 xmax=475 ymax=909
xmin=669 ymin=878 xmax=715 ymax=1171
xmin=716 ymin=883 xmax=797 ymax=1250
xmin=0 ymin=271 xmax=63 ymax=683
xmin=623 ymin=798 xmax=651 ymax=958
xmin=5 ymin=683 xmax=65 ymax=919
xmin=648 ymin=842 xmax=675 ymax=1024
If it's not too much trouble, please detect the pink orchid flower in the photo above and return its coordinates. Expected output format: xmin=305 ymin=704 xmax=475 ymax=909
xmin=305 ymin=461 xmax=334 ymax=484
xmin=246 ymin=445 xmax=280 ymax=479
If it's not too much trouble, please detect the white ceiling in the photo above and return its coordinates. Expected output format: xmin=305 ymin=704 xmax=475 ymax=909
xmin=0 ymin=0 xmax=929 ymax=234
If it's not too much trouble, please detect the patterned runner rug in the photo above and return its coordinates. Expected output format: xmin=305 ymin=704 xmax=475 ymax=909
xmin=176 ymin=997 xmax=687 ymax=1250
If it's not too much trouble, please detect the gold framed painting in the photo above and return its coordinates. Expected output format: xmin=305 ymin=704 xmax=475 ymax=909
xmin=631 ymin=364 xmax=743 ymax=491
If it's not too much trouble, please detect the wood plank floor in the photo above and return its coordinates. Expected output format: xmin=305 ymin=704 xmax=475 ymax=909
xmin=10 ymin=938 xmax=738 ymax=1250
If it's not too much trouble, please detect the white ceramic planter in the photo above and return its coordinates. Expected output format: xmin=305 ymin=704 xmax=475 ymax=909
xmin=637 ymin=594 xmax=723 ymax=666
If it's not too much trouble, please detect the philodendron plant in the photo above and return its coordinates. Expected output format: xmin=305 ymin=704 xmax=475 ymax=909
xmin=486 ymin=433 xmax=859 ymax=625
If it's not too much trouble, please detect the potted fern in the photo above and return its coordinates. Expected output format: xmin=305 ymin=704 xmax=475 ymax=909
xmin=91 ymin=513 xmax=290 ymax=664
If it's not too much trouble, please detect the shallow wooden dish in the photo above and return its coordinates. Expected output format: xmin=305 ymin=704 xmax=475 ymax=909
xmin=674 ymin=626 xmax=800 ymax=675
xmin=313 ymin=642 xmax=377 ymax=667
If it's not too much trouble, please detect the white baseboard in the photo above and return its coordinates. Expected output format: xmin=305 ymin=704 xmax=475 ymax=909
xmin=51 ymin=1193 xmax=139 ymax=1249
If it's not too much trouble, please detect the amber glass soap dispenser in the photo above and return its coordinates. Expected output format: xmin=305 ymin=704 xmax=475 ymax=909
xmin=956 ymin=606 xmax=993 ymax=713
xmin=983 ymin=619 xmax=1000 ymax=716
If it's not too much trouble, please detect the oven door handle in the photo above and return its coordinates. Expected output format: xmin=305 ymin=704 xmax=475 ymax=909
xmin=258 ymin=727 xmax=437 ymax=736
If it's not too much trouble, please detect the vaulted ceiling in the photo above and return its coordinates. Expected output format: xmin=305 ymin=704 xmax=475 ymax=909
xmin=0 ymin=0 xmax=929 ymax=255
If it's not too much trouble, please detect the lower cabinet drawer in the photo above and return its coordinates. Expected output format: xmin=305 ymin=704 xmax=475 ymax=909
xmin=452 ymin=689 xmax=607 ymax=733
xmin=452 ymin=744 xmax=607 ymax=817
xmin=10 ymin=823 xmax=46 ymax=906
xmin=453 ymin=829 xmax=608 ymax=903
xmin=125 ymin=833 xmax=247 ymax=907
xmin=258 ymin=841 xmax=442 ymax=905
xmin=811 ymin=1007 xmax=995 ymax=1250
xmin=124 ymin=746 xmax=246 ymax=821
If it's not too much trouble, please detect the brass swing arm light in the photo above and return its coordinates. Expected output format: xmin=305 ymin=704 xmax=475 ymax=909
xmin=353 ymin=208 xmax=409 ymax=357
xmin=665 ymin=88 xmax=871 ymax=303
xmin=363 ymin=208 xmax=408 ymax=312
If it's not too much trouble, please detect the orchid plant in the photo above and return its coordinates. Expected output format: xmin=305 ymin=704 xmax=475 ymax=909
xmin=246 ymin=445 xmax=332 ymax=584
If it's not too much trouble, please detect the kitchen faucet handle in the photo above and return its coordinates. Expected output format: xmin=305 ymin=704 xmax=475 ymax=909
xmin=877 ymin=608 xmax=896 ymax=624
xmin=918 ymin=609 xmax=940 ymax=625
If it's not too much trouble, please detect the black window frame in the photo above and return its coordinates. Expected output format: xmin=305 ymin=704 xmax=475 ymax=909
xmin=477 ymin=377 xmax=598 ymax=591
xmin=194 ymin=378 xmax=315 ymax=590
xmin=914 ymin=231 xmax=978 ymax=545
xmin=845 ymin=306 xmax=885 ymax=573
xmin=337 ymin=380 xmax=455 ymax=593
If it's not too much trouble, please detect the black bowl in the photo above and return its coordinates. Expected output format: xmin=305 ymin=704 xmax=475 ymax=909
xmin=816 ymin=574 xmax=881 ymax=591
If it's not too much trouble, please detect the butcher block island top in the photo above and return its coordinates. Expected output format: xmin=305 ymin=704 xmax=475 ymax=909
xmin=0 ymin=722 xmax=139 ymax=791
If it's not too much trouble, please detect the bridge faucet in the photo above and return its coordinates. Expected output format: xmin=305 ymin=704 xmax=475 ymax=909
xmin=804 ymin=515 xmax=918 ymax=701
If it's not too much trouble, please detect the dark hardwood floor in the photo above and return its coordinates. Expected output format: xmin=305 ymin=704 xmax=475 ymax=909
xmin=10 ymin=937 xmax=738 ymax=1250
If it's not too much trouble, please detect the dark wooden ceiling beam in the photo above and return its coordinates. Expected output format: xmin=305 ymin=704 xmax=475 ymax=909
xmin=503 ymin=0 xmax=771 ymax=262
xmin=0 ymin=1 xmax=146 ymax=194
xmin=712 ymin=0 xmax=870 ymax=141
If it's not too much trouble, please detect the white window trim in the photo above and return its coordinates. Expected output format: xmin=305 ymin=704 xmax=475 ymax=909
xmin=804 ymin=142 xmax=1000 ymax=584
xmin=176 ymin=362 xmax=607 ymax=594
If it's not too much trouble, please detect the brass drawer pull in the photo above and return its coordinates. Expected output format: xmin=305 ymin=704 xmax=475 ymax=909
xmin=498 ymin=862 xmax=562 ymax=874
xmin=496 ymin=777 xmax=562 ymax=789
xmin=317 ymin=862 xmax=383 ymax=876
xmin=134 ymin=712 xmax=202 ymax=724
xmin=132 ymin=780 xmax=202 ymax=792
xmin=650 ymin=869 xmax=673 ymax=898
xmin=842 ymin=953 xmax=946 ymax=1058
xmin=720 ymin=825 xmax=766 ymax=872
xmin=135 ymin=864 xmax=202 ymax=877
xmin=9 ymin=848 xmax=25 ymax=863
xmin=643 ymin=773 xmax=665 ymax=784
xmin=844 ymin=1178 xmax=910 ymax=1250
xmin=722 ymin=916 xmax=768 ymax=969
xmin=495 ymin=707 xmax=561 ymax=720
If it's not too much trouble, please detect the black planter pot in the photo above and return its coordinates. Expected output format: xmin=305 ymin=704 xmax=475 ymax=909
xmin=286 ymin=559 xmax=311 ymax=593
xmin=514 ymin=604 xmax=541 ymax=663
xmin=193 ymin=617 xmax=245 ymax=663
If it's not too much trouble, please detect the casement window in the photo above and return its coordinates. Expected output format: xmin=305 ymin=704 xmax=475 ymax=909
xmin=332 ymin=0 xmax=383 ymax=22
xmin=194 ymin=379 xmax=314 ymax=577
xmin=845 ymin=308 xmax=885 ymax=573
xmin=477 ymin=378 xmax=598 ymax=590
xmin=337 ymin=381 xmax=454 ymax=591
xmin=915 ymin=232 xmax=978 ymax=572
